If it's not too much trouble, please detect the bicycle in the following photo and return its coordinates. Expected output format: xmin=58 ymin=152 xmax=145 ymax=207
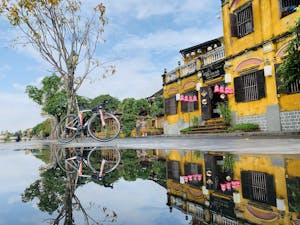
xmin=55 ymin=146 xmax=121 ymax=178
xmin=56 ymin=99 xmax=120 ymax=143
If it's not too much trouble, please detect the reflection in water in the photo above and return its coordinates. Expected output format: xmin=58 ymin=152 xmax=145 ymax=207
xmin=12 ymin=147 xmax=300 ymax=225
xmin=166 ymin=151 xmax=300 ymax=225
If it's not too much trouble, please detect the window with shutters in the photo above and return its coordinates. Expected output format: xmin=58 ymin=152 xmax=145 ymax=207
xmin=230 ymin=2 xmax=254 ymax=38
xmin=241 ymin=171 xmax=276 ymax=206
xmin=275 ymin=64 xmax=300 ymax=94
xmin=279 ymin=0 xmax=300 ymax=17
xmin=181 ymin=90 xmax=199 ymax=113
xmin=167 ymin=160 xmax=180 ymax=181
xmin=165 ymin=96 xmax=177 ymax=115
xmin=234 ymin=70 xmax=265 ymax=102
xmin=184 ymin=163 xmax=203 ymax=187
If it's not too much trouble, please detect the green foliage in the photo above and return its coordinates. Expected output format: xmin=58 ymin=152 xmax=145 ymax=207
xmin=90 ymin=94 xmax=120 ymax=112
xmin=277 ymin=14 xmax=300 ymax=89
xmin=221 ymin=153 xmax=235 ymax=173
xmin=228 ymin=123 xmax=260 ymax=132
xmin=26 ymin=74 xmax=67 ymax=119
xmin=119 ymin=98 xmax=137 ymax=114
xmin=120 ymin=114 xmax=136 ymax=137
xmin=216 ymin=102 xmax=231 ymax=126
xmin=150 ymin=95 xmax=164 ymax=117
xmin=192 ymin=116 xmax=199 ymax=127
xmin=32 ymin=119 xmax=52 ymax=137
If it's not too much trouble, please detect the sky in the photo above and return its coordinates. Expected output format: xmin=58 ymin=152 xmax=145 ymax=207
xmin=0 ymin=0 xmax=223 ymax=132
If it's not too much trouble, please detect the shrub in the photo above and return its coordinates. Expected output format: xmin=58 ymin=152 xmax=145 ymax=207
xmin=228 ymin=123 xmax=259 ymax=132
xmin=216 ymin=103 xmax=231 ymax=126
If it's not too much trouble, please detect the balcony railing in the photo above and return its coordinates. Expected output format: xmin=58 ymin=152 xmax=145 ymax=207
xmin=165 ymin=69 xmax=177 ymax=83
xmin=181 ymin=61 xmax=197 ymax=77
xmin=201 ymin=46 xmax=225 ymax=67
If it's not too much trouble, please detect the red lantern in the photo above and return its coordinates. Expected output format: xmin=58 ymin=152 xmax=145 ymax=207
xmin=214 ymin=84 xmax=220 ymax=93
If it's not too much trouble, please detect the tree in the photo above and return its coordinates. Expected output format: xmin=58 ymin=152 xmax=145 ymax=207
xmin=26 ymin=74 xmax=67 ymax=120
xmin=277 ymin=9 xmax=300 ymax=89
xmin=0 ymin=0 xmax=114 ymax=115
xmin=90 ymin=94 xmax=120 ymax=112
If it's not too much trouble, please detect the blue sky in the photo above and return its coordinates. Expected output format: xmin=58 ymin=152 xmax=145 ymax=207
xmin=0 ymin=0 xmax=223 ymax=132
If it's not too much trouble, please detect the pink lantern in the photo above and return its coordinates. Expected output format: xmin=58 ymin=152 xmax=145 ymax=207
xmin=197 ymin=174 xmax=202 ymax=181
xmin=226 ymin=182 xmax=232 ymax=190
xmin=219 ymin=86 xmax=225 ymax=94
xmin=193 ymin=174 xmax=198 ymax=180
xmin=225 ymin=87 xmax=230 ymax=94
xmin=220 ymin=183 xmax=226 ymax=192
xmin=192 ymin=95 xmax=198 ymax=102
xmin=231 ymin=180 xmax=237 ymax=188
xmin=184 ymin=176 xmax=189 ymax=183
xmin=184 ymin=95 xmax=189 ymax=102
xmin=188 ymin=96 xmax=193 ymax=102
xmin=188 ymin=175 xmax=193 ymax=181
xmin=229 ymin=88 xmax=234 ymax=94
xmin=214 ymin=84 xmax=220 ymax=93
xmin=180 ymin=95 xmax=185 ymax=101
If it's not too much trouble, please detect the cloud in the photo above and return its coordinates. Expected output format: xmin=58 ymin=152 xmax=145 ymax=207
xmin=0 ymin=93 xmax=44 ymax=132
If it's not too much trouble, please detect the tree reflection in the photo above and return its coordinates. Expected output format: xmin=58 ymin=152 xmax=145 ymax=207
xmin=22 ymin=147 xmax=166 ymax=224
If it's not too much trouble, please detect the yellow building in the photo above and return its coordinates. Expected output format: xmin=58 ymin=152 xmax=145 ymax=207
xmin=221 ymin=0 xmax=300 ymax=131
xmin=166 ymin=150 xmax=300 ymax=224
xmin=162 ymin=37 xmax=227 ymax=135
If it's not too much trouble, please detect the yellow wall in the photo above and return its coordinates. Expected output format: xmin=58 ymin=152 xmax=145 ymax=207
xmin=222 ymin=0 xmax=300 ymax=118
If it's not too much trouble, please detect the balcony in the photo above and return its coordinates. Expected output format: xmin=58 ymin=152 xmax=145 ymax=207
xmin=181 ymin=61 xmax=197 ymax=77
xmin=165 ymin=69 xmax=178 ymax=83
xmin=201 ymin=46 xmax=225 ymax=67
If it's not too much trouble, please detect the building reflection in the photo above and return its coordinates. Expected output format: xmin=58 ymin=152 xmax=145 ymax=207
xmin=165 ymin=150 xmax=300 ymax=225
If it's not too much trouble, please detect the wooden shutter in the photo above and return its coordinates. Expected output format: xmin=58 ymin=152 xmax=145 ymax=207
xmin=201 ymin=87 xmax=211 ymax=120
xmin=234 ymin=76 xmax=244 ymax=102
xmin=256 ymin=70 xmax=266 ymax=99
xmin=266 ymin=174 xmax=277 ymax=206
xmin=167 ymin=160 xmax=180 ymax=181
xmin=230 ymin=14 xmax=238 ymax=37
xmin=241 ymin=171 xmax=253 ymax=199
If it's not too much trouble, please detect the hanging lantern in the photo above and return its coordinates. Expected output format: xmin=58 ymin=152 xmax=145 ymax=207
xmin=192 ymin=95 xmax=198 ymax=102
xmin=226 ymin=182 xmax=232 ymax=190
xmin=197 ymin=174 xmax=202 ymax=181
xmin=229 ymin=88 xmax=234 ymax=94
xmin=188 ymin=96 xmax=193 ymax=102
xmin=184 ymin=176 xmax=189 ymax=183
xmin=188 ymin=175 xmax=193 ymax=181
xmin=219 ymin=86 xmax=225 ymax=94
xmin=225 ymin=87 xmax=230 ymax=94
xmin=180 ymin=95 xmax=185 ymax=101
xmin=193 ymin=174 xmax=198 ymax=180
xmin=220 ymin=183 xmax=226 ymax=192
xmin=184 ymin=95 xmax=189 ymax=102
xmin=214 ymin=84 xmax=220 ymax=93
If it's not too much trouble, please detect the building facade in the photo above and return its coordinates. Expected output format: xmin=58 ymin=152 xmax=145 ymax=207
xmin=162 ymin=38 xmax=226 ymax=135
xmin=166 ymin=150 xmax=300 ymax=224
xmin=221 ymin=0 xmax=300 ymax=131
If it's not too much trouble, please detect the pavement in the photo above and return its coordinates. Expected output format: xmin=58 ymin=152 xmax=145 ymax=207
xmin=1 ymin=132 xmax=299 ymax=155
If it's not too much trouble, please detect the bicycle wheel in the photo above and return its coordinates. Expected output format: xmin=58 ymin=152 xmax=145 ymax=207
xmin=87 ymin=112 xmax=120 ymax=142
xmin=57 ymin=114 xmax=79 ymax=143
xmin=87 ymin=147 xmax=121 ymax=176
xmin=55 ymin=147 xmax=80 ymax=174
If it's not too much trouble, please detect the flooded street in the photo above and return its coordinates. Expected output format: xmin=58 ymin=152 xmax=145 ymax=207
xmin=0 ymin=141 xmax=300 ymax=225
